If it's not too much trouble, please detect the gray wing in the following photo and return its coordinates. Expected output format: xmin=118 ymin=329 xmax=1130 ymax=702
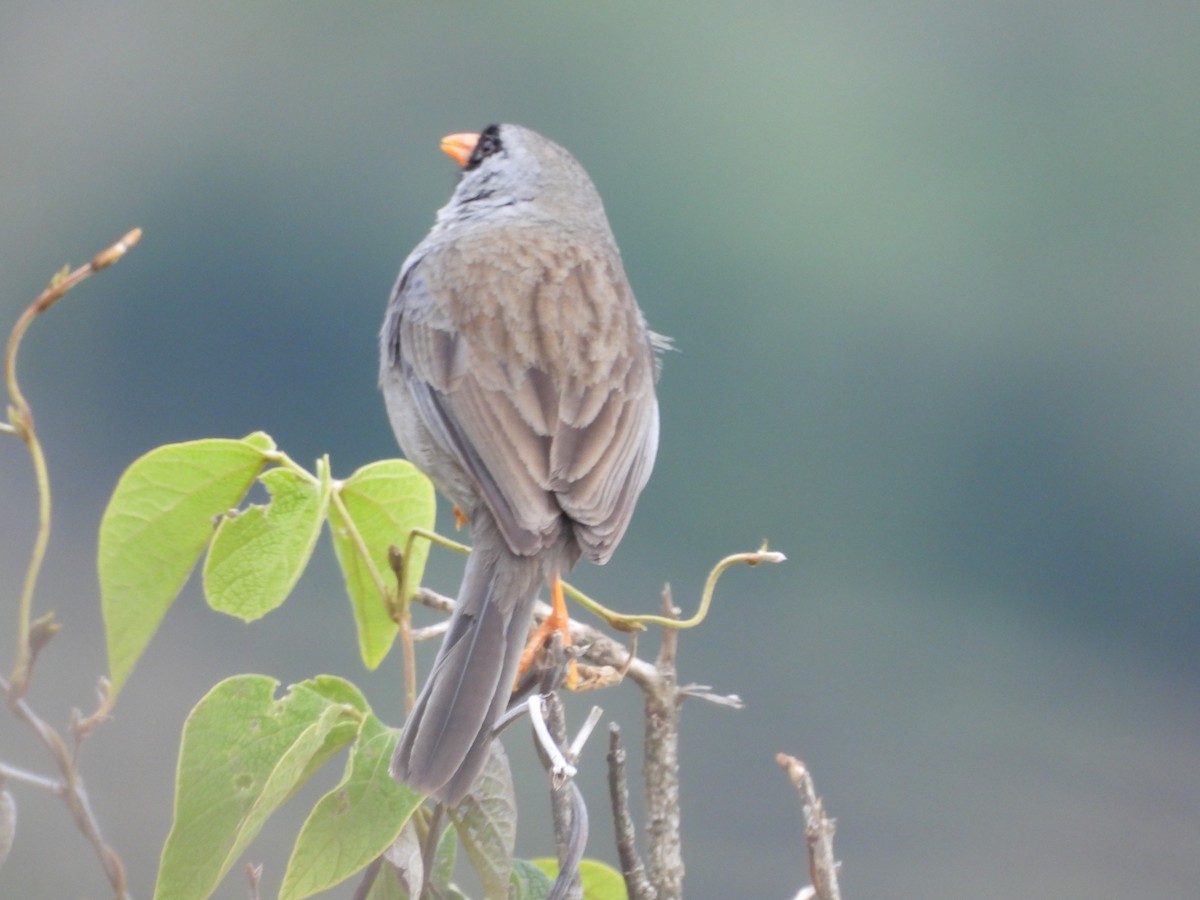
xmin=383 ymin=230 xmax=658 ymax=562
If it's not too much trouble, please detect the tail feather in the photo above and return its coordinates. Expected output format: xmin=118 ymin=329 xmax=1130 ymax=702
xmin=392 ymin=526 xmax=542 ymax=804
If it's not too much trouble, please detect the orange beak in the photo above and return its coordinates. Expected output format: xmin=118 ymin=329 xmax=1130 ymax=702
xmin=440 ymin=132 xmax=479 ymax=168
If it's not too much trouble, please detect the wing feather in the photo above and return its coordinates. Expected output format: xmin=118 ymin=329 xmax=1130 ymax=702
xmin=388 ymin=227 xmax=658 ymax=562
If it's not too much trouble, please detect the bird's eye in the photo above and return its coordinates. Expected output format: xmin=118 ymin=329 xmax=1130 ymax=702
xmin=465 ymin=125 xmax=503 ymax=170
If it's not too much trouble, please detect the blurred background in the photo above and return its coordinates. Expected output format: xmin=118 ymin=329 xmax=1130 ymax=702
xmin=1 ymin=3 xmax=1197 ymax=897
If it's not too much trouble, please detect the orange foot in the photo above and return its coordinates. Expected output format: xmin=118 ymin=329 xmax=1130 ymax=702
xmin=517 ymin=575 xmax=579 ymax=689
xmin=453 ymin=504 xmax=469 ymax=530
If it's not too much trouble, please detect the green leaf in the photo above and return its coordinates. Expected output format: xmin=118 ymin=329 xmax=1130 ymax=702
xmin=359 ymin=829 xmax=468 ymax=900
xmin=358 ymin=857 xmax=408 ymax=900
xmin=447 ymin=741 xmax=516 ymax=900
xmin=429 ymin=823 xmax=458 ymax=892
xmin=99 ymin=435 xmax=269 ymax=694
xmin=509 ymin=859 xmax=554 ymax=900
xmin=241 ymin=430 xmax=277 ymax=453
xmin=280 ymin=712 xmax=423 ymax=899
xmin=530 ymin=859 xmax=628 ymax=900
xmin=328 ymin=459 xmax=436 ymax=669
xmin=381 ymin=821 xmax=424 ymax=897
xmin=577 ymin=859 xmax=629 ymax=900
xmin=155 ymin=675 xmax=366 ymax=900
xmin=203 ymin=463 xmax=328 ymax=620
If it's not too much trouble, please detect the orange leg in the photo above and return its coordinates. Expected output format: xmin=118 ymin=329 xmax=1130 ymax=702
xmin=517 ymin=574 xmax=579 ymax=688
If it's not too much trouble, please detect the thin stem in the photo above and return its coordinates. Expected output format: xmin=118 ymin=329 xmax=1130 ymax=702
xmin=405 ymin=526 xmax=469 ymax=559
xmin=398 ymin=528 xmax=470 ymax=712
xmin=566 ymin=546 xmax=786 ymax=631
xmin=329 ymin=477 xmax=425 ymax=710
xmin=398 ymin=528 xmax=469 ymax=618
xmin=328 ymin=484 xmax=394 ymax=604
xmin=399 ymin=608 xmax=416 ymax=713
xmin=405 ymin=524 xmax=785 ymax=636
xmin=7 ymin=417 xmax=51 ymax=697
xmin=391 ymin=539 xmax=416 ymax=711
xmin=260 ymin=447 xmax=322 ymax=485
xmin=4 ymin=228 xmax=141 ymax=700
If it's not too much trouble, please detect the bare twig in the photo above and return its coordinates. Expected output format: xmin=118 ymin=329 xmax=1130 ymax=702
xmin=72 ymin=677 xmax=116 ymax=739
xmin=643 ymin=586 xmax=684 ymax=900
xmin=245 ymin=862 xmax=263 ymax=900
xmin=678 ymin=684 xmax=743 ymax=708
xmin=0 ymin=760 xmax=59 ymax=793
xmin=607 ymin=724 xmax=655 ymax=900
xmin=2 ymin=231 xmax=139 ymax=899
xmin=777 ymin=754 xmax=841 ymax=900
xmin=409 ymin=621 xmax=450 ymax=642
xmin=412 ymin=586 xmax=455 ymax=615
xmin=541 ymin=693 xmax=584 ymax=900
xmin=566 ymin=705 xmax=603 ymax=761
xmin=530 ymin=695 xmax=577 ymax=784
xmin=0 ymin=675 xmax=129 ymax=898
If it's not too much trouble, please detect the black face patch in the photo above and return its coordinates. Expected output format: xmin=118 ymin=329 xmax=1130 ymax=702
xmin=465 ymin=124 xmax=502 ymax=171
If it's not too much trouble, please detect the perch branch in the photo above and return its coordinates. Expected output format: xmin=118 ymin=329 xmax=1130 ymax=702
xmin=410 ymin=547 xmax=783 ymax=900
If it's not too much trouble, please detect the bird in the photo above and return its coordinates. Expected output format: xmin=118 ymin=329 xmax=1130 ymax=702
xmin=380 ymin=124 xmax=662 ymax=804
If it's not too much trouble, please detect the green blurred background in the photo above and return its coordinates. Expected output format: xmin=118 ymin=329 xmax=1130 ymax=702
xmin=2 ymin=3 xmax=1197 ymax=897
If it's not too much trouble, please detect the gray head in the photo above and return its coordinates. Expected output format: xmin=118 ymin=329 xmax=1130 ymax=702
xmin=433 ymin=124 xmax=609 ymax=230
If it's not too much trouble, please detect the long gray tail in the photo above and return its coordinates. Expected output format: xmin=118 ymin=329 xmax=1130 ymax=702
xmin=391 ymin=520 xmax=542 ymax=805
